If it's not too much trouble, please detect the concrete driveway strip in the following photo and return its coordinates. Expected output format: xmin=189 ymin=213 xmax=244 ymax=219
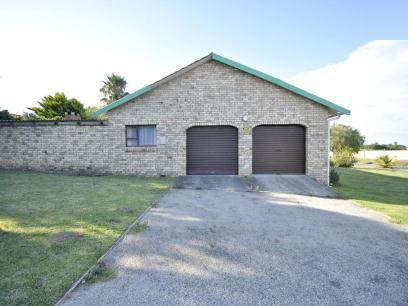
xmin=251 ymin=174 xmax=337 ymax=197
xmin=61 ymin=183 xmax=408 ymax=305
xmin=174 ymin=175 xmax=251 ymax=192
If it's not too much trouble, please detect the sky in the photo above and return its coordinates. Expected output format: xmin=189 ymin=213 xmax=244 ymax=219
xmin=0 ymin=0 xmax=407 ymax=144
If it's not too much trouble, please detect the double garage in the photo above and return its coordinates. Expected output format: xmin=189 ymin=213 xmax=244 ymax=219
xmin=186 ymin=125 xmax=305 ymax=175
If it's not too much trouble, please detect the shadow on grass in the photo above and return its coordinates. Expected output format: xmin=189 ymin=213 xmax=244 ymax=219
xmin=0 ymin=225 xmax=118 ymax=306
xmin=60 ymin=191 xmax=408 ymax=306
xmin=0 ymin=170 xmax=173 ymax=306
xmin=333 ymin=168 xmax=408 ymax=206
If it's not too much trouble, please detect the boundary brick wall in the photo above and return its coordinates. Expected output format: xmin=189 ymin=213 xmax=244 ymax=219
xmin=0 ymin=60 xmax=332 ymax=184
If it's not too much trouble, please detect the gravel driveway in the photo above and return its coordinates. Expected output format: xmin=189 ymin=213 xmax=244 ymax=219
xmin=61 ymin=177 xmax=408 ymax=306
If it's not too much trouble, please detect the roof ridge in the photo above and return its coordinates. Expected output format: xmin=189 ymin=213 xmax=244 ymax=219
xmin=92 ymin=53 xmax=350 ymax=117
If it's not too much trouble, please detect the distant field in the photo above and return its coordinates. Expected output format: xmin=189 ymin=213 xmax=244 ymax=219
xmin=356 ymin=150 xmax=408 ymax=161
xmin=357 ymin=158 xmax=408 ymax=167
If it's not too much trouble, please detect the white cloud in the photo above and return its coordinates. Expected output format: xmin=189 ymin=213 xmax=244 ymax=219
xmin=290 ymin=40 xmax=408 ymax=145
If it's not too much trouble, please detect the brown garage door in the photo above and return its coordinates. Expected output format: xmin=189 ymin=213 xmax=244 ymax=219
xmin=252 ymin=125 xmax=305 ymax=174
xmin=187 ymin=126 xmax=238 ymax=175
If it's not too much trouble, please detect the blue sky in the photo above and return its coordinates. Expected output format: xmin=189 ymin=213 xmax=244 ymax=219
xmin=0 ymin=1 xmax=407 ymax=143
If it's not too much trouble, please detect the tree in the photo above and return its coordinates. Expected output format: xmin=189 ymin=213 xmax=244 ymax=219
xmin=19 ymin=112 xmax=38 ymax=121
xmin=99 ymin=73 xmax=128 ymax=104
xmin=0 ymin=108 xmax=25 ymax=120
xmin=28 ymin=92 xmax=86 ymax=120
xmin=81 ymin=106 xmax=100 ymax=120
xmin=0 ymin=108 xmax=13 ymax=120
xmin=389 ymin=142 xmax=406 ymax=150
xmin=330 ymin=124 xmax=365 ymax=153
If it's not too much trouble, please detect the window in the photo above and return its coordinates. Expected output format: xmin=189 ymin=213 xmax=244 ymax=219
xmin=126 ymin=125 xmax=156 ymax=147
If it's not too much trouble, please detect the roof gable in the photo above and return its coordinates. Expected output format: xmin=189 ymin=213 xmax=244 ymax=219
xmin=92 ymin=53 xmax=350 ymax=117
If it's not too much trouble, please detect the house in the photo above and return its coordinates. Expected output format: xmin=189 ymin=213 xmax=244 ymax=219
xmin=0 ymin=53 xmax=349 ymax=184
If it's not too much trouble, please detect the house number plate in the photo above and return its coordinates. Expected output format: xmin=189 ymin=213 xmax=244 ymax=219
xmin=242 ymin=127 xmax=250 ymax=135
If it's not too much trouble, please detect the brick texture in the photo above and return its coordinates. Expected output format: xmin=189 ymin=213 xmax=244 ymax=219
xmin=0 ymin=60 xmax=333 ymax=184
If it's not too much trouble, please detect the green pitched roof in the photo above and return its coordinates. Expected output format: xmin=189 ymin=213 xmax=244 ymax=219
xmin=93 ymin=53 xmax=350 ymax=117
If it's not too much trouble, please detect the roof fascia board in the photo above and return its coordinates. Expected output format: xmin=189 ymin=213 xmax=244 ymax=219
xmin=92 ymin=85 xmax=152 ymax=117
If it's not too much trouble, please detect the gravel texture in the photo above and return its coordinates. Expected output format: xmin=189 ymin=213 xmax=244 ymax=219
xmin=61 ymin=180 xmax=408 ymax=306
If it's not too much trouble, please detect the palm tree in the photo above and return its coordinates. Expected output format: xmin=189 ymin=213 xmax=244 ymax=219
xmin=100 ymin=73 xmax=129 ymax=104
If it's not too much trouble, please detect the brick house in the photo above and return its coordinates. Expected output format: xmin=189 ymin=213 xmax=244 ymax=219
xmin=0 ymin=53 xmax=349 ymax=184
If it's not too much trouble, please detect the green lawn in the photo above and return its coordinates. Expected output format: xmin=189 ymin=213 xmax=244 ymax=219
xmin=0 ymin=170 xmax=173 ymax=306
xmin=332 ymin=167 xmax=408 ymax=224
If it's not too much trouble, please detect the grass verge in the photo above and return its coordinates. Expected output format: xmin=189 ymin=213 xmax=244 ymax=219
xmin=332 ymin=167 xmax=408 ymax=224
xmin=0 ymin=170 xmax=173 ymax=305
xmin=84 ymin=261 xmax=117 ymax=285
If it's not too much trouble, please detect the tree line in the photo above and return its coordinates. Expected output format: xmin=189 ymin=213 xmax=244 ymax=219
xmin=361 ymin=142 xmax=406 ymax=150
xmin=0 ymin=73 xmax=127 ymax=121
xmin=330 ymin=124 xmax=406 ymax=151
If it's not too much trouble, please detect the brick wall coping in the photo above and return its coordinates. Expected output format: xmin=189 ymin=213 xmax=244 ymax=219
xmin=0 ymin=120 xmax=107 ymax=127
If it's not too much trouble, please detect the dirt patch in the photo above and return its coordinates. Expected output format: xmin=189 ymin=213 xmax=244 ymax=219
xmin=108 ymin=218 xmax=121 ymax=224
xmin=49 ymin=231 xmax=83 ymax=242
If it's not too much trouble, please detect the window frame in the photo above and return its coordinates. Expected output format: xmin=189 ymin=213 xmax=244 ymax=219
xmin=125 ymin=125 xmax=157 ymax=147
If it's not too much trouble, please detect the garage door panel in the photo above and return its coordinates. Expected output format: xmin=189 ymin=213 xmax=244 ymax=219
xmin=253 ymin=125 xmax=305 ymax=174
xmin=187 ymin=126 xmax=238 ymax=175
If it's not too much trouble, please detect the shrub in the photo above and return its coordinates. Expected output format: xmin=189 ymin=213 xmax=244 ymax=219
xmin=329 ymin=159 xmax=335 ymax=167
xmin=376 ymin=155 xmax=394 ymax=168
xmin=332 ymin=146 xmax=357 ymax=167
xmin=329 ymin=168 xmax=340 ymax=186
xmin=84 ymin=261 xmax=116 ymax=284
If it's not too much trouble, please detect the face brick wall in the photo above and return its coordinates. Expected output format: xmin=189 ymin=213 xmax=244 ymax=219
xmin=0 ymin=60 xmax=333 ymax=184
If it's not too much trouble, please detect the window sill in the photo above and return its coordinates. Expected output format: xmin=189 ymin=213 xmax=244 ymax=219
xmin=125 ymin=146 xmax=158 ymax=153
